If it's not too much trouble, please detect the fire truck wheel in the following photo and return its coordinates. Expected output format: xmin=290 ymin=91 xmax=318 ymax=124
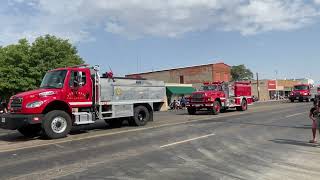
xmin=306 ymin=98 xmax=310 ymax=102
xmin=220 ymin=108 xmax=227 ymax=113
xmin=187 ymin=108 xmax=196 ymax=115
xmin=237 ymin=100 xmax=247 ymax=111
xmin=18 ymin=124 xmax=42 ymax=138
xmin=42 ymin=110 xmax=72 ymax=139
xmin=130 ymin=106 xmax=150 ymax=126
xmin=290 ymin=99 xmax=294 ymax=102
xmin=212 ymin=101 xmax=221 ymax=115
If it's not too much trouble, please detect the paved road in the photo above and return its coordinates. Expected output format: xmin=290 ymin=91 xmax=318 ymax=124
xmin=0 ymin=102 xmax=319 ymax=180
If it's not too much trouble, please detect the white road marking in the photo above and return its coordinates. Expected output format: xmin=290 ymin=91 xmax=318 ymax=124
xmin=285 ymin=112 xmax=305 ymax=118
xmin=54 ymin=144 xmax=65 ymax=149
xmin=160 ymin=133 xmax=215 ymax=148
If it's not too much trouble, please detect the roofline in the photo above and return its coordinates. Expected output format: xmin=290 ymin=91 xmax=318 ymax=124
xmin=126 ymin=62 xmax=229 ymax=76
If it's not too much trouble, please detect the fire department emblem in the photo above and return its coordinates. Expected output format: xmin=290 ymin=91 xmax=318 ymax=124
xmin=115 ymin=88 xmax=122 ymax=96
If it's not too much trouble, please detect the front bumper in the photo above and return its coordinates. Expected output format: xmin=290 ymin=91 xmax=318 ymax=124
xmin=289 ymin=96 xmax=311 ymax=100
xmin=0 ymin=114 xmax=43 ymax=130
xmin=187 ymin=103 xmax=214 ymax=108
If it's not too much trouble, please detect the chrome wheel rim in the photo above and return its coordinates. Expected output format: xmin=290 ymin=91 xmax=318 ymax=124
xmin=138 ymin=111 xmax=146 ymax=122
xmin=51 ymin=116 xmax=67 ymax=134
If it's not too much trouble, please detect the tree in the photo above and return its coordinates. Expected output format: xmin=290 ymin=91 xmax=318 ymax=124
xmin=231 ymin=64 xmax=253 ymax=81
xmin=0 ymin=35 xmax=84 ymax=99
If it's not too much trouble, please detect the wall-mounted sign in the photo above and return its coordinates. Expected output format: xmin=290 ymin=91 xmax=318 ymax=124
xmin=268 ymin=80 xmax=277 ymax=90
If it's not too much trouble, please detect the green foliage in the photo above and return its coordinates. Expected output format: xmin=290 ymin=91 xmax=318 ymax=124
xmin=231 ymin=64 xmax=253 ymax=81
xmin=0 ymin=35 xmax=84 ymax=99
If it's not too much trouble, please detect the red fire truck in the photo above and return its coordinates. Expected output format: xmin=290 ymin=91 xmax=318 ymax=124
xmin=187 ymin=82 xmax=253 ymax=115
xmin=289 ymin=84 xmax=315 ymax=102
xmin=0 ymin=65 xmax=166 ymax=139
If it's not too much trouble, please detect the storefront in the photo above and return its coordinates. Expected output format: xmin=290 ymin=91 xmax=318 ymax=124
xmin=165 ymin=84 xmax=196 ymax=105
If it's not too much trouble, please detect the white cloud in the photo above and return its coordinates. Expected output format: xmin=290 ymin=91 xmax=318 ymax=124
xmin=0 ymin=0 xmax=320 ymax=45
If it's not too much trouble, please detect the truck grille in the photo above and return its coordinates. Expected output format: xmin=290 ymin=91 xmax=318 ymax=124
xmin=192 ymin=94 xmax=204 ymax=102
xmin=10 ymin=97 xmax=23 ymax=110
xmin=192 ymin=94 xmax=204 ymax=99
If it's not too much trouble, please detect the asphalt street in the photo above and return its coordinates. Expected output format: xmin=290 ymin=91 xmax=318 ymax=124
xmin=0 ymin=101 xmax=319 ymax=180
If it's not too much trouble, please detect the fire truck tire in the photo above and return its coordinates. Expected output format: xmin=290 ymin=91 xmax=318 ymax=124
xmin=18 ymin=124 xmax=42 ymax=138
xmin=187 ymin=108 xmax=196 ymax=115
xmin=42 ymin=110 xmax=72 ymax=139
xmin=290 ymin=99 xmax=294 ymax=102
xmin=130 ymin=106 xmax=150 ymax=126
xmin=220 ymin=108 xmax=227 ymax=113
xmin=212 ymin=101 xmax=221 ymax=115
xmin=237 ymin=100 xmax=247 ymax=111
xmin=306 ymin=98 xmax=310 ymax=102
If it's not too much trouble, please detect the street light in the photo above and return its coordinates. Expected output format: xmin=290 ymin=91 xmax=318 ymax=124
xmin=275 ymin=70 xmax=278 ymax=100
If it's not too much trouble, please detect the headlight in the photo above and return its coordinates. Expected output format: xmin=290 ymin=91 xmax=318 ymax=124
xmin=26 ymin=101 xmax=44 ymax=108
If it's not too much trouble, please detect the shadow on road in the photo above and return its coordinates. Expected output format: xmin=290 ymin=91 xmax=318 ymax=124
xmin=222 ymin=122 xmax=312 ymax=130
xmin=190 ymin=116 xmax=312 ymax=130
xmin=270 ymin=139 xmax=319 ymax=147
xmin=174 ymin=109 xmax=237 ymax=116
xmin=0 ymin=120 xmax=130 ymax=142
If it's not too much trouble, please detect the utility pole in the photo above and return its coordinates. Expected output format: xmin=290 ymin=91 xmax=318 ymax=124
xmin=256 ymin=72 xmax=260 ymax=100
xmin=136 ymin=56 xmax=139 ymax=73
xmin=275 ymin=70 xmax=278 ymax=100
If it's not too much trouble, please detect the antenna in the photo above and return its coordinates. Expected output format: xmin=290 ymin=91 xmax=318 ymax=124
xmin=136 ymin=56 xmax=139 ymax=73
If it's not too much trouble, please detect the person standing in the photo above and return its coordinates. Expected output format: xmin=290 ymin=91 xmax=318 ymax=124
xmin=180 ymin=96 xmax=187 ymax=109
xmin=0 ymin=99 xmax=8 ymax=114
xmin=309 ymin=96 xmax=320 ymax=143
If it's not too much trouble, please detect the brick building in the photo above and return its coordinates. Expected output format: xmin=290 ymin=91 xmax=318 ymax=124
xmin=126 ymin=63 xmax=231 ymax=88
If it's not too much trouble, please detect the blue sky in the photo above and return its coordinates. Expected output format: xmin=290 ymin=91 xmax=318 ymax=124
xmin=1 ymin=0 xmax=320 ymax=83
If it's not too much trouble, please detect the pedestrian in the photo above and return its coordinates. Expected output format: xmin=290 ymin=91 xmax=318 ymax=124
xmin=180 ymin=96 xmax=187 ymax=109
xmin=309 ymin=96 xmax=320 ymax=143
xmin=0 ymin=99 xmax=8 ymax=114
xmin=172 ymin=100 xmax=177 ymax=110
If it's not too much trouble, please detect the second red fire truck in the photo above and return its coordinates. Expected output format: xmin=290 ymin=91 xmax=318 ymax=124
xmin=187 ymin=81 xmax=253 ymax=115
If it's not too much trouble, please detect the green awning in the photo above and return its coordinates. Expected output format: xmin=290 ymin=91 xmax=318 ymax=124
xmin=283 ymin=87 xmax=293 ymax=91
xmin=166 ymin=86 xmax=196 ymax=95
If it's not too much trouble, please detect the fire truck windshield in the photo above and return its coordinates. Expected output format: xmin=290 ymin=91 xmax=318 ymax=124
xmin=40 ymin=70 xmax=67 ymax=89
xmin=294 ymin=85 xmax=309 ymax=91
xmin=201 ymin=85 xmax=220 ymax=91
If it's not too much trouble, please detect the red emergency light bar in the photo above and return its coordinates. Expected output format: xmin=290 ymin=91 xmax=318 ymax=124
xmin=203 ymin=81 xmax=225 ymax=85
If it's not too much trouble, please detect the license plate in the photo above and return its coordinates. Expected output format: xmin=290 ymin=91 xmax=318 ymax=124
xmin=1 ymin=118 xmax=5 ymax=123
xmin=296 ymin=97 xmax=299 ymax=99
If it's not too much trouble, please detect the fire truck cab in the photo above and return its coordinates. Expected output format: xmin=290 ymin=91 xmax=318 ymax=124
xmin=187 ymin=81 xmax=253 ymax=115
xmin=289 ymin=84 xmax=313 ymax=102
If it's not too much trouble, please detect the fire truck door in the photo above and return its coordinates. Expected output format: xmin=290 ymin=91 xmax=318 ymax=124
xmin=66 ymin=70 xmax=92 ymax=107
